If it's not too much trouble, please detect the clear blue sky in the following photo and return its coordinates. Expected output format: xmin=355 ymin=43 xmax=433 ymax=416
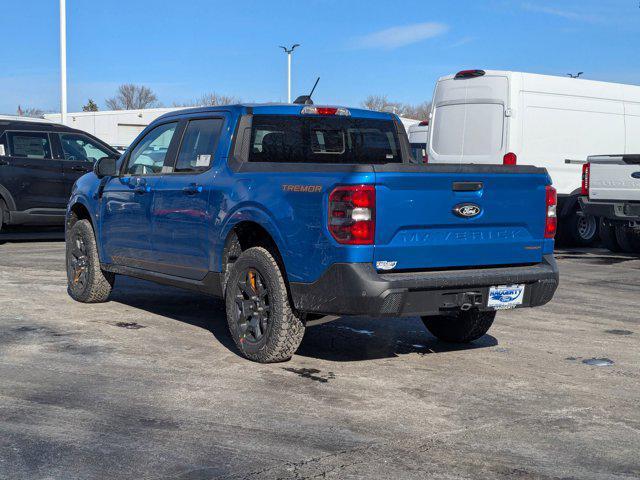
xmin=2 ymin=0 xmax=638 ymax=114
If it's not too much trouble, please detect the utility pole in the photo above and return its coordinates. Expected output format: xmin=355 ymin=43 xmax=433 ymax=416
xmin=279 ymin=44 xmax=300 ymax=103
xmin=60 ymin=0 xmax=67 ymax=124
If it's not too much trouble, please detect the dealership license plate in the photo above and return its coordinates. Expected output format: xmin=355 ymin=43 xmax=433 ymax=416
xmin=487 ymin=284 xmax=525 ymax=310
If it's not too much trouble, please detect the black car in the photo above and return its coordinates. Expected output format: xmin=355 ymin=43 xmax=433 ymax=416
xmin=0 ymin=118 xmax=119 ymax=231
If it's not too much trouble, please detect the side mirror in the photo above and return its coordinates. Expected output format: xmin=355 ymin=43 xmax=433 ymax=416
xmin=94 ymin=156 xmax=118 ymax=178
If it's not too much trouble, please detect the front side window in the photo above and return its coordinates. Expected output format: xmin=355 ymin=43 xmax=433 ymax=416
xmin=125 ymin=122 xmax=177 ymax=175
xmin=174 ymin=118 xmax=223 ymax=173
xmin=60 ymin=133 xmax=112 ymax=162
xmin=248 ymin=115 xmax=401 ymax=164
xmin=7 ymin=132 xmax=52 ymax=159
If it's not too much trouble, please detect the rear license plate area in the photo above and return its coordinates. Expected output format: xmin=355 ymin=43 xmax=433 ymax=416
xmin=488 ymin=284 xmax=525 ymax=310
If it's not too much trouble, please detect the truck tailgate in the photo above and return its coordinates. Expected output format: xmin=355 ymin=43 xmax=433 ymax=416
xmin=589 ymin=155 xmax=640 ymax=202
xmin=373 ymin=165 xmax=551 ymax=270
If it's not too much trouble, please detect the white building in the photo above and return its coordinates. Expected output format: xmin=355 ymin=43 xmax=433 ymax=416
xmin=45 ymin=107 xmax=183 ymax=150
xmin=45 ymin=108 xmax=420 ymax=151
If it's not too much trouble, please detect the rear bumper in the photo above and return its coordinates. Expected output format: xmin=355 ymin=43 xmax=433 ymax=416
xmin=289 ymin=255 xmax=559 ymax=317
xmin=579 ymin=197 xmax=640 ymax=222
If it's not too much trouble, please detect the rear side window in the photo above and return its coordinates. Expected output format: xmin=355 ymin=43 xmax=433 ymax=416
xmin=7 ymin=132 xmax=52 ymax=159
xmin=174 ymin=118 xmax=223 ymax=173
xmin=248 ymin=115 xmax=401 ymax=164
xmin=432 ymin=103 xmax=504 ymax=156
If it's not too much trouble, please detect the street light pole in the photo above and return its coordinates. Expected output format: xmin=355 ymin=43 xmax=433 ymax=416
xmin=287 ymin=51 xmax=291 ymax=102
xmin=279 ymin=44 xmax=300 ymax=103
xmin=60 ymin=0 xmax=67 ymax=124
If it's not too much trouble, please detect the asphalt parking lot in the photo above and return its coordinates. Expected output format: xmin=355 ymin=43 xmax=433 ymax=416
xmin=0 ymin=238 xmax=639 ymax=480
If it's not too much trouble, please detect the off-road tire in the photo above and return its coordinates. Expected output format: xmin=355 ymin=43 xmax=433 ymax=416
xmin=598 ymin=219 xmax=622 ymax=253
xmin=614 ymin=225 xmax=640 ymax=253
xmin=66 ymin=219 xmax=114 ymax=303
xmin=421 ymin=310 xmax=496 ymax=343
xmin=225 ymin=247 xmax=305 ymax=363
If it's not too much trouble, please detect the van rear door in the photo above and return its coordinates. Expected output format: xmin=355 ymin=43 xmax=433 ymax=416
xmin=429 ymin=74 xmax=508 ymax=165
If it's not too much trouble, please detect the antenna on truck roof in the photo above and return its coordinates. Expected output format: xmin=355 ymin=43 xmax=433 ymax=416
xmin=293 ymin=77 xmax=320 ymax=105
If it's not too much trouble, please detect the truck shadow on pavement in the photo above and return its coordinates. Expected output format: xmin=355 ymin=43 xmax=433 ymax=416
xmin=0 ymin=226 xmax=65 ymax=243
xmin=108 ymin=276 xmax=497 ymax=362
xmin=298 ymin=321 xmax=497 ymax=362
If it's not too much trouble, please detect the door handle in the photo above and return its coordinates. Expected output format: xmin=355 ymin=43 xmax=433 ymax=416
xmin=129 ymin=177 xmax=151 ymax=195
xmin=129 ymin=176 xmax=146 ymax=193
xmin=182 ymin=183 xmax=203 ymax=195
xmin=71 ymin=165 xmax=90 ymax=172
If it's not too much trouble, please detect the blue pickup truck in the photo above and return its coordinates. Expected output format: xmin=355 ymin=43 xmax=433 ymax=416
xmin=65 ymin=104 xmax=559 ymax=362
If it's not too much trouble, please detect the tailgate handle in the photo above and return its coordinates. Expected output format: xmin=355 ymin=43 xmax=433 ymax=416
xmin=452 ymin=181 xmax=483 ymax=192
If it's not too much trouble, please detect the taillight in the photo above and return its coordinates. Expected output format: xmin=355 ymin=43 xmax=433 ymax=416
xmin=454 ymin=69 xmax=486 ymax=79
xmin=301 ymin=106 xmax=350 ymax=116
xmin=545 ymin=185 xmax=557 ymax=239
xmin=422 ymin=153 xmax=429 ymax=164
xmin=581 ymin=163 xmax=590 ymax=196
xmin=503 ymin=152 xmax=517 ymax=165
xmin=328 ymin=185 xmax=375 ymax=245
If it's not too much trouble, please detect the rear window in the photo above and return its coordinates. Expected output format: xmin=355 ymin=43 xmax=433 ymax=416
xmin=248 ymin=115 xmax=401 ymax=164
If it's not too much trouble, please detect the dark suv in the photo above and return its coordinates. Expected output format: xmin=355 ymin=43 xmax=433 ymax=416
xmin=0 ymin=117 xmax=118 ymax=231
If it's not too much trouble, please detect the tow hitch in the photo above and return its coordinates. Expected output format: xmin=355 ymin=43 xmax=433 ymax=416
xmin=440 ymin=291 xmax=484 ymax=312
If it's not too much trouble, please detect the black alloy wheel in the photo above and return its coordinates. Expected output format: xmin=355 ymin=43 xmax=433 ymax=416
xmin=233 ymin=268 xmax=271 ymax=344
xmin=68 ymin=233 xmax=90 ymax=291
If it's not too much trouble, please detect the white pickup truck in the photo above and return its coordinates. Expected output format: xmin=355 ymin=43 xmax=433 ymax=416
xmin=579 ymin=154 xmax=640 ymax=253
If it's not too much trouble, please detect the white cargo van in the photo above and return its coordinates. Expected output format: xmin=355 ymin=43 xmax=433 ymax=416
xmin=427 ymin=69 xmax=640 ymax=245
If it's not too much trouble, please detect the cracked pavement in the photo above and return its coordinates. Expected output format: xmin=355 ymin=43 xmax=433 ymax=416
xmin=0 ymin=240 xmax=639 ymax=479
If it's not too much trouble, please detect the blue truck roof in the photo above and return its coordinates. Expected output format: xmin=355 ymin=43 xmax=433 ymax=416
xmin=157 ymin=103 xmax=395 ymax=121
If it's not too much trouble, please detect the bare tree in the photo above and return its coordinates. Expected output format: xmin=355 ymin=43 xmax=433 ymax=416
xmin=17 ymin=106 xmax=44 ymax=118
xmin=105 ymin=84 xmax=160 ymax=110
xmin=401 ymin=101 xmax=431 ymax=121
xmin=361 ymin=95 xmax=401 ymax=114
xmin=174 ymin=92 xmax=241 ymax=107
xmin=361 ymin=95 xmax=431 ymax=120
xmin=196 ymin=92 xmax=241 ymax=106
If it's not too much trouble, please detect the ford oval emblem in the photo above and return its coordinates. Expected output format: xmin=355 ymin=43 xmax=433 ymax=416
xmin=632 ymin=172 xmax=640 ymax=179
xmin=453 ymin=203 xmax=482 ymax=218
